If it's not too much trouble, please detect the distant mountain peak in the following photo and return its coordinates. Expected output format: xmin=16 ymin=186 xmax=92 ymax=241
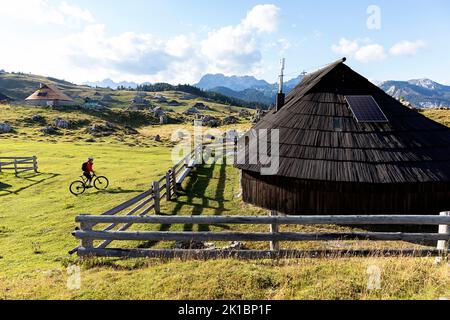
xmin=379 ymin=78 xmax=450 ymax=108
xmin=407 ymin=78 xmax=442 ymax=90
xmin=84 ymin=78 xmax=140 ymax=89
xmin=196 ymin=74 xmax=271 ymax=92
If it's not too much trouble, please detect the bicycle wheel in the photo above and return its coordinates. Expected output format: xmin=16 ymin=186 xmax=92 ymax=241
xmin=70 ymin=181 xmax=86 ymax=196
xmin=94 ymin=176 xmax=109 ymax=190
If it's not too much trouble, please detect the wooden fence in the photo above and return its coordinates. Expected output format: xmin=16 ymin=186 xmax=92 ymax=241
xmin=72 ymin=212 xmax=450 ymax=260
xmin=69 ymin=144 xmax=205 ymax=255
xmin=70 ymin=139 xmax=449 ymax=260
xmin=0 ymin=156 xmax=38 ymax=175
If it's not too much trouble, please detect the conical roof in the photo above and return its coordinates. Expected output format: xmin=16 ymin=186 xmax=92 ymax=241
xmin=25 ymin=84 xmax=74 ymax=102
xmin=236 ymin=59 xmax=450 ymax=184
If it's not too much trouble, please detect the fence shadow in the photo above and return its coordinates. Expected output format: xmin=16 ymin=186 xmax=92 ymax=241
xmin=98 ymin=188 xmax=145 ymax=195
xmin=353 ymin=224 xmax=439 ymax=247
xmin=138 ymin=162 xmax=230 ymax=249
xmin=0 ymin=173 xmax=60 ymax=197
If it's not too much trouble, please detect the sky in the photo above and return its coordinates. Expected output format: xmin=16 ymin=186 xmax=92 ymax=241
xmin=1 ymin=0 xmax=449 ymax=85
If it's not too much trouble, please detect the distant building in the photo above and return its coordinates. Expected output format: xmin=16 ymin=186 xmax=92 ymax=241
xmin=25 ymin=84 xmax=76 ymax=107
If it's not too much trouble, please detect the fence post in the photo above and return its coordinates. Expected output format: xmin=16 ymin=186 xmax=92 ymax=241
xmin=80 ymin=221 xmax=94 ymax=250
xmin=171 ymin=168 xmax=177 ymax=195
xmin=270 ymin=211 xmax=280 ymax=251
xmin=153 ymin=181 xmax=160 ymax=214
xmin=436 ymin=211 xmax=450 ymax=264
xmin=166 ymin=171 xmax=171 ymax=201
xmin=13 ymin=159 xmax=18 ymax=175
xmin=33 ymin=156 xmax=38 ymax=173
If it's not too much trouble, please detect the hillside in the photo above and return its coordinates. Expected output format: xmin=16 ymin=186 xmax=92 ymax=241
xmin=0 ymin=72 xmax=263 ymax=110
xmin=0 ymin=106 xmax=449 ymax=299
xmin=0 ymin=72 xmax=114 ymax=104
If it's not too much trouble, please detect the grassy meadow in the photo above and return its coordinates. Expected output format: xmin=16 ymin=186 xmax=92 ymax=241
xmin=0 ymin=104 xmax=449 ymax=300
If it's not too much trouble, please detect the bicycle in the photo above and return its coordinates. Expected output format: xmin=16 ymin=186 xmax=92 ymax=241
xmin=69 ymin=174 xmax=109 ymax=196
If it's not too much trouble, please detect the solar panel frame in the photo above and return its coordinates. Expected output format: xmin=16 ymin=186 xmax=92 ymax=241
xmin=345 ymin=95 xmax=389 ymax=123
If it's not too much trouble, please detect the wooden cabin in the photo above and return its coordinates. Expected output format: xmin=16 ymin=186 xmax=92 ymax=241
xmin=235 ymin=58 xmax=450 ymax=215
xmin=25 ymin=84 xmax=76 ymax=107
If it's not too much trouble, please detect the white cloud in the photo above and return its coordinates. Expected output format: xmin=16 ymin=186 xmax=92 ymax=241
xmin=0 ymin=0 xmax=95 ymax=27
xmin=0 ymin=2 xmax=281 ymax=84
xmin=201 ymin=4 xmax=281 ymax=75
xmin=242 ymin=4 xmax=281 ymax=33
xmin=277 ymin=39 xmax=292 ymax=54
xmin=332 ymin=38 xmax=426 ymax=63
xmin=332 ymin=38 xmax=360 ymax=56
xmin=165 ymin=35 xmax=195 ymax=58
xmin=389 ymin=40 xmax=426 ymax=56
xmin=332 ymin=38 xmax=386 ymax=63
xmin=354 ymin=44 xmax=387 ymax=62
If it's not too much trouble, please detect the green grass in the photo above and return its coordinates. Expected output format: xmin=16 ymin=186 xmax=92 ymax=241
xmin=0 ymin=108 xmax=449 ymax=300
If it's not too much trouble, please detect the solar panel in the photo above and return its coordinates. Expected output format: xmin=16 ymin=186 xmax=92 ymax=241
xmin=345 ymin=95 xmax=389 ymax=123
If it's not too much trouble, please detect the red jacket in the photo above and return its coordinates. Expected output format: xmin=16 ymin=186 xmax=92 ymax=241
xmin=84 ymin=162 xmax=94 ymax=172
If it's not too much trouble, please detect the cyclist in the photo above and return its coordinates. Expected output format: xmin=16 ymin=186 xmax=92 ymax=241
xmin=81 ymin=157 xmax=95 ymax=188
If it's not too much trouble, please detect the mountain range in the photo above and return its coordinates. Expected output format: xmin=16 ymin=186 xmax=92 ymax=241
xmin=196 ymin=74 xmax=450 ymax=108
xmin=79 ymin=74 xmax=450 ymax=109
xmin=379 ymin=79 xmax=450 ymax=108
xmin=195 ymin=74 xmax=303 ymax=106
xmin=84 ymin=79 xmax=141 ymax=89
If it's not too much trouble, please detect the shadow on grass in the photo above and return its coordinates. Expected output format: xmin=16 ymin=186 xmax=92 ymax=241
xmin=352 ymin=224 xmax=439 ymax=247
xmin=0 ymin=172 xmax=60 ymax=197
xmin=98 ymin=188 xmax=145 ymax=195
xmin=138 ymin=162 xmax=230 ymax=249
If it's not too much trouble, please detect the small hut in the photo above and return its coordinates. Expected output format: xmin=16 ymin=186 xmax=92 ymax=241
xmin=235 ymin=58 xmax=450 ymax=215
xmin=25 ymin=84 xmax=76 ymax=107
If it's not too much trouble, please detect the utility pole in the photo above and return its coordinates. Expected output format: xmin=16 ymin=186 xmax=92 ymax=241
xmin=275 ymin=58 xmax=286 ymax=112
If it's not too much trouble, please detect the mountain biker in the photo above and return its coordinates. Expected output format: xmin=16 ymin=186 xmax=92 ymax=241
xmin=82 ymin=157 xmax=95 ymax=188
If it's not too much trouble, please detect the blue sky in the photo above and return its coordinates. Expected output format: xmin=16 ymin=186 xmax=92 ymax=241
xmin=1 ymin=0 xmax=449 ymax=85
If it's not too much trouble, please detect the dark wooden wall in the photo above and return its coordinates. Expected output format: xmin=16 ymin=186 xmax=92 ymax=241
xmin=242 ymin=170 xmax=450 ymax=215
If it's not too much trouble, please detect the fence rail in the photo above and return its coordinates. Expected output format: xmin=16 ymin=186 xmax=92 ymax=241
xmin=72 ymin=213 xmax=450 ymax=260
xmin=0 ymin=156 xmax=38 ymax=174
xmin=69 ymin=144 xmax=205 ymax=255
xmin=71 ymin=140 xmax=450 ymax=261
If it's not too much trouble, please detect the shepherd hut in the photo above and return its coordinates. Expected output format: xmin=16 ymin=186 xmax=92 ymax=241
xmin=235 ymin=58 xmax=450 ymax=215
xmin=25 ymin=84 xmax=76 ymax=107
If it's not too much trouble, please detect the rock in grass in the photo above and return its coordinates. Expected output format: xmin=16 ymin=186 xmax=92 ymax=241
xmin=184 ymin=107 xmax=200 ymax=115
xmin=31 ymin=114 xmax=46 ymax=123
xmin=154 ymin=134 xmax=161 ymax=142
xmin=0 ymin=123 xmax=13 ymax=133
xmin=200 ymin=115 xmax=220 ymax=128
xmin=173 ymin=240 xmax=206 ymax=250
xmin=238 ymin=109 xmax=251 ymax=117
xmin=54 ymin=118 xmax=70 ymax=129
xmin=41 ymin=126 xmax=59 ymax=135
xmin=193 ymin=102 xmax=211 ymax=111
xmin=223 ymin=116 xmax=238 ymax=125
xmin=223 ymin=241 xmax=248 ymax=250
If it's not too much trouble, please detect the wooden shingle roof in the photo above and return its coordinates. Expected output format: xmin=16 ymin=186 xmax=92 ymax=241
xmin=25 ymin=84 xmax=74 ymax=102
xmin=236 ymin=59 xmax=450 ymax=184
